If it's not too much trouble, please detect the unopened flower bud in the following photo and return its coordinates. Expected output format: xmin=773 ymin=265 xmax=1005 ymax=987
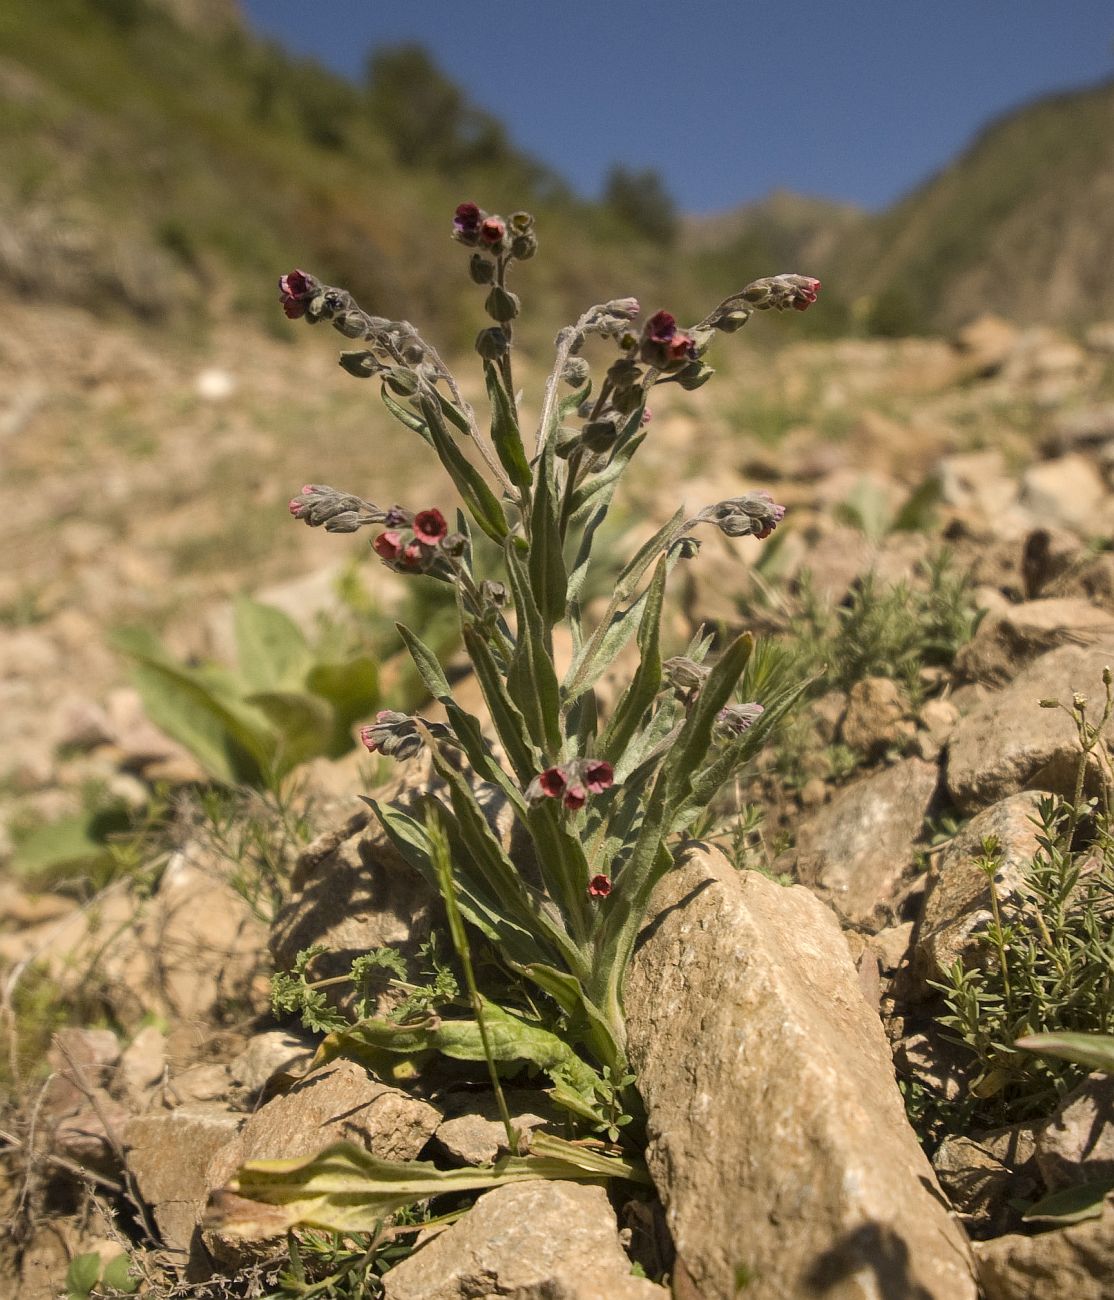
xmin=714 ymin=308 xmax=752 ymax=333
xmin=582 ymin=419 xmax=618 ymax=453
xmin=289 ymin=486 xmax=385 ymax=531
xmin=704 ymin=491 xmax=786 ymax=540
xmin=604 ymin=298 xmax=640 ymax=319
xmin=333 ymin=310 xmax=370 ymax=339
xmin=475 ymin=327 xmax=509 ymax=361
xmin=485 ymin=286 xmax=520 ymax=323
xmin=561 ymin=356 xmax=590 ymax=388
xmin=714 ymin=701 xmax=765 ymax=739
xmin=511 ymin=231 xmax=538 ymax=260
xmin=480 ymin=579 xmax=507 ymax=607
xmin=359 ymin=710 xmax=425 ymax=760
xmin=663 ymin=656 xmax=710 ymax=702
xmin=338 ymin=350 xmax=382 ymax=379
xmin=675 ymin=536 xmax=701 ymax=560
xmin=553 ymin=425 xmax=581 ymax=459
xmin=1073 ymin=692 xmax=1087 ymax=712
xmin=740 ymin=274 xmax=822 ymax=313
xmin=673 ymin=361 xmax=715 ymax=391
xmin=441 ymin=531 xmax=467 ymax=557
xmin=469 ymin=253 xmax=496 ymax=285
xmin=384 ymin=505 xmax=414 ymax=528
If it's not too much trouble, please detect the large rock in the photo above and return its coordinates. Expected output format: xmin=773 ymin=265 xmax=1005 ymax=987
xmin=380 ymin=1181 xmax=667 ymax=1300
xmin=126 ymin=1104 xmax=243 ymax=1276
xmin=955 ymin=599 xmax=1114 ymax=686
xmin=975 ymin=1198 xmax=1114 ymax=1299
xmin=791 ymin=757 xmax=939 ymax=926
xmin=1020 ymin=455 xmax=1107 ymax=532
xmin=1036 ymin=1074 xmax=1114 ymax=1191
xmin=946 ymin=645 xmax=1114 ymax=811
xmin=911 ymin=792 xmax=1045 ymax=997
xmin=625 ymin=847 xmax=978 ymax=1300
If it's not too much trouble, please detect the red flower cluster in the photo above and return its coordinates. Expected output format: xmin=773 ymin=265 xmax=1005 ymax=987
xmin=279 ymin=269 xmax=314 ymax=319
xmin=372 ymin=507 xmax=450 ymax=572
xmin=791 ymin=277 xmax=822 ymax=311
xmin=452 ymin=203 xmax=506 ymax=251
xmin=527 ymin=759 xmax=614 ymax=811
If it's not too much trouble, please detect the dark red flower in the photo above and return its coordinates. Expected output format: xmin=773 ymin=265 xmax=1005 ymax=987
xmin=413 ymin=508 xmax=448 ymax=546
xmin=373 ymin=530 xmax=403 ymax=560
xmin=402 ymin=541 xmax=424 ymax=568
xmin=279 ymin=269 xmax=313 ymax=319
xmin=452 ymin=202 xmax=483 ymax=245
xmin=588 ymin=874 xmax=612 ymax=898
xmin=538 ymin=767 xmax=567 ymax=798
xmin=584 ymin=760 xmax=614 ymax=794
xmin=640 ymin=309 xmax=696 ymax=369
xmin=563 ymin=783 xmax=588 ymax=811
xmin=480 ymin=216 xmax=506 ymax=247
xmin=288 ymin=496 xmax=308 ymax=518
xmin=792 ymin=277 xmax=821 ymax=311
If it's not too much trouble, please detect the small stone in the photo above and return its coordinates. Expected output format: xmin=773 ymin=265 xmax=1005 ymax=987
xmin=381 ymin=1182 xmax=667 ymax=1300
xmin=228 ymin=1030 xmax=315 ymax=1096
xmin=975 ymin=1198 xmax=1114 ymax=1300
xmin=169 ymin=1063 xmax=232 ymax=1106
xmin=1020 ymin=455 xmax=1107 ymax=532
xmin=48 ymin=1027 xmax=121 ymax=1082
xmin=433 ymin=1090 xmax=559 ymax=1166
xmin=799 ymin=776 xmax=827 ymax=808
xmin=920 ymin=697 xmax=959 ymax=743
xmin=840 ymin=676 xmax=912 ymax=757
xmin=1036 ymin=1074 xmax=1114 ymax=1192
xmin=118 ymin=1025 xmax=167 ymax=1105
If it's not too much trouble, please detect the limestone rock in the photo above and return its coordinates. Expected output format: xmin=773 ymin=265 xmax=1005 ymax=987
xmin=955 ymin=599 xmax=1114 ymax=685
xmin=119 ymin=1025 xmax=167 ymax=1106
xmin=433 ymin=1089 xmax=559 ymax=1166
xmin=1020 ymin=455 xmax=1107 ymax=532
xmin=626 ymin=846 xmax=978 ymax=1300
xmin=380 ymin=1181 xmax=667 ymax=1300
xmin=933 ymin=1128 xmax=1041 ymax=1237
xmin=126 ymin=1104 xmax=243 ymax=1270
xmin=228 ymin=1029 xmax=315 ymax=1096
xmin=207 ymin=1059 xmax=439 ymax=1190
xmin=946 ymin=645 xmax=1114 ymax=811
xmin=1036 ymin=1074 xmax=1114 ymax=1191
xmin=840 ymin=676 xmax=913 ymax=757
xmin=791 ymin=757 xmax=939 ymax=926
xmin=912 ymin=792 xmax=1045 ymax=997
xmin=975 ymin=1199 xmax=1114 ymax=1299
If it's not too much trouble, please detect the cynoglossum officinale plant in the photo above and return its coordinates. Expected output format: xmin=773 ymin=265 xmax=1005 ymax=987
xmin=279 ymin=204 xmax=819 ymax=1087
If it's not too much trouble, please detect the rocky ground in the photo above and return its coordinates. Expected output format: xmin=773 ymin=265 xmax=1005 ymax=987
xmin=3 ymin=305 xmax=1114 ymax=1297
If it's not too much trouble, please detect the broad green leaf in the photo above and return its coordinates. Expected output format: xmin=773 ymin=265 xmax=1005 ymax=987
xmin=485 ymin=362 xmax=533 ymax=489
xmin=1023 ymin=1179 xmax=1114 ymax=1224
xmin=892 ymin=473 xmax=942 ymax=533
xmin=304 ymin=655 xmax=380 ymax=753
xmin=216 ymin=1136 xmax=646 ymax=1239
xmin=246 ymin=690 xmax=334 ymax=776
xmin=12 ymin=805 xmax=130 ymax=886
xmin=527 ymin=438 xmax=567 ymax=626
xmin=233 ymin=597 xmax=312 ymax=692
xmin=101 ymin=1255 xmax=139 ymax=1294
xmin=1016 ymin=1032 xmax=1114 ymax=1074
xmin=64 ymin=1253 xmax=101 ymax=1298
xmin=381 ymin=387 xmax=433 ymax=444
xmin=421 ymin=394 xmax=508 ymax=543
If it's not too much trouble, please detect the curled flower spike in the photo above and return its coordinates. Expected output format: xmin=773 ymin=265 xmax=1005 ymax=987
xmin=701 ymin=491 xmax=786 ymax=540
xmin=288 ymin=485 xmax=385 ymax=532
xmin=715 ymin=701 xmax=765 ymax=739
xmin=525 ymin=759 xmax=615 ymax=810
xmin=412 ymin=508 xmax=448 ymax=546
xmin=740 ymin=274 xmax=822 ymax=313
xmin=588 ymin=875 xmax=612 ymax=898
xmin=360 ymin=710 xmax=424 ymax=760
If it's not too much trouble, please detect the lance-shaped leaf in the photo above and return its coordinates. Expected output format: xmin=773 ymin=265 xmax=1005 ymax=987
xmin=485 ymin=362 xmax=533 ymax=490
xmin=420 ymin=394 xmax=509 ymax=543
xmin=527 ymin=439 xmax=567 ymax=626
xmin=380 ymin=387 xmax=433 ymax=445
xmin=1015 ymin=1032 xmax=1114 ymax=1074
xmin=462 ymin=624 xmax=538 ymax=783
xmin=504 ymin=545 xmax=562 ymax=755
xmin=395 ymin=622 xmax=453 ymax=699
xmin=213 ymin=1136 xmax=647 ymax=1240
xmin=311 ymin=999 xmax=603 ymax=1099
xmin=597 ymin=554 xmax=667 ymax=763
xmin=513 ymin=961 xmax=623 ymax=1078
xmin=435 ymin=389 xmax=472 ymax=437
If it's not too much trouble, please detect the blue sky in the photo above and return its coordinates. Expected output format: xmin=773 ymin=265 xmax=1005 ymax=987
xmin=241 ymin=1 xmax=1113 ymax=213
